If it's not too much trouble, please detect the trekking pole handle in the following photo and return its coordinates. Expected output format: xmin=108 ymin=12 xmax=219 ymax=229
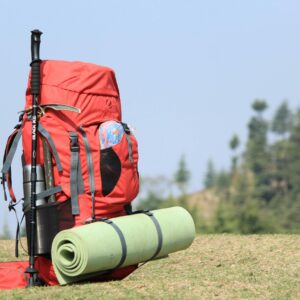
xmin=30 ymin=29 xmax=42 ymax=95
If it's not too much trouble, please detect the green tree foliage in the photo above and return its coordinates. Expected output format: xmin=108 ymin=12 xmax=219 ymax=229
xmin=229 ymin=134 xmax=240 ymax=150
xmin=251 ymin=99 xmax=268 ymax=115
xmin=137 ymin=101 xmax=300 ymax=234
xmin=204 ymin=160 xmax=216 ymax=188
xmin=287 ymin=110 xmax=300 ymax=195
xmin=208 ymin=100 xmax=300 ymax=233
xmin=174 ymin=154 xmax=190 ymax=195
xmin=246 ymin=100 xmax=271 ymax=201
xmin=271 ymin=100 xmax=293 ymax=136
xmin=0 ymin=218 xmax=11 ymax=240
xmin=229 ymin=134 xmax=240 ymax=171
xmin=136 ymin=190 xmax=165 ymax=210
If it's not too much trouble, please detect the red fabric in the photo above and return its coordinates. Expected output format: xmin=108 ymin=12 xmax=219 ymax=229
xmin=0 ymin=261 xmax=29 ymax=290
xmin=35 ymin=257 xmax=137 ymax=286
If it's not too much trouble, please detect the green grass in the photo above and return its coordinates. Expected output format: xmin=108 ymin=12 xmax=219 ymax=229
xmin=0 ymin=235 xmax=299 ymax=299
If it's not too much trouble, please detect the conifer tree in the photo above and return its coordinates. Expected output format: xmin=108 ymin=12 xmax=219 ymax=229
xmin=271 ymin=100 xmax=292 ymax=137
xmin=246 ymin=100 xmax=271 ymax=201
xmin=229 ymin=134 xmax=240 ymax=171
xmin=174 ymin=154 xmax=190 ymax=195
xmin=204 ymin=159 xmax=216 ymax=188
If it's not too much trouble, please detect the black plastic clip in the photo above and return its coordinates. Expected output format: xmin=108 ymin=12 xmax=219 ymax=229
xmin=83 ymin=217 xmax=113 ymax=225
xmin=69 ymin=133 xmax=79 ymax=152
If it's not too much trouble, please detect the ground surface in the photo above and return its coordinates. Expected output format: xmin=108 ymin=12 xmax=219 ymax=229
xmin=0 ymin=235 xmax=299 ymax=299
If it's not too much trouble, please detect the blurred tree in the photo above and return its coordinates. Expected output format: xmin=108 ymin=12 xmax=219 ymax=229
xmin=136 ymin=190 xmax=165 ymax=210
xmin=174 ymin=154 xmax=190 ymax=195
xmin=229 ymin=134 xmax=240 ymax=171
xmin=287 ymin=109 xmax=300 ymax=195
xmin=252 ymin=99 xmax=268 ymax=115
xmin=269 ymin=101 xmax=293 ymax=196
xmin=0 ymin=219 xmax=11 ymax=240
xmin=237 ymin=199 xmax=278 ymax=234
xmin=215 ymin=170 xmax=231 ymax=191
xmin=204 ymin=159 xmax=216 ymax=188
xmin=229 ymin=134 xmax=240 ymax=150
xmin=271 ymin=100 xmax=293 ymax=137
xmin=212 ymin=201 xmax=239 ymax=233
xmin=246 ymin=100 xmax=271 ymax=201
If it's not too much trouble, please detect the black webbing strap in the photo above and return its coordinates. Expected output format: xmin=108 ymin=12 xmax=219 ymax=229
xmin=124 ymin=206 xmax=164 ymax=261
xmin=8 ymin=198 xmax=23 ymax=257
xmin=93 ymin=218 xmax=127 ymax=270
xmin=144 ymin=211 xmax=163 ymax=260
xmin=121 ymin=123 xmax=133 ymax=164
xmin=38 ymin=124 xmax=63 ymax=172
xmin=69 ymin=132 xmax=80 ymax=215
xmin=104 ymin=218 xmax=127 ymax=269
xmin=79 ymin=127 xmax=96 ymax=219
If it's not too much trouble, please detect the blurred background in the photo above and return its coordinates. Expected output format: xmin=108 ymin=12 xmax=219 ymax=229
xmin=1 ymin=1 xmax=300 ymax=237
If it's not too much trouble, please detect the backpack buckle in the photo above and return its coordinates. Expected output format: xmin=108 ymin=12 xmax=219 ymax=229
xmin=69 ymin=133 xmax=79 ymax=152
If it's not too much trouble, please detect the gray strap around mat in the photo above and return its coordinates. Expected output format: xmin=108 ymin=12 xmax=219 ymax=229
xmin=145 ymin=212 xmax=163 ymax=260
xmin=101 ymin=218 xmax=127 ymax=270
xmin=1 ymin=129 xmax=22 ymax=174
xmin=69 ymin=132 xmax=80 ymax=215
xmin=38 ymin=124 xmax=63 ymax=172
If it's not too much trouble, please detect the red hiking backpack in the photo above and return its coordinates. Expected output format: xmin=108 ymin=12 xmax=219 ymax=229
xmin=1 ymin=60 xmax=139 ymax=285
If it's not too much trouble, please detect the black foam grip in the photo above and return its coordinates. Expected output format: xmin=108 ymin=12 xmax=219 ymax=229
xmin=31 ymin=62 xmax=40 ymax=95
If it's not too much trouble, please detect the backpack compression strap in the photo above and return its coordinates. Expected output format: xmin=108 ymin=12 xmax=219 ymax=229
xmin=121 ymin=123 xmax=133 ymax=164
xmin=69 ymin=132 xmax=85 ymax=215
xmin=1 ymin=127 xmax=22 ymax=202
xmin=80 ymin=127 xmax=96 ymax=219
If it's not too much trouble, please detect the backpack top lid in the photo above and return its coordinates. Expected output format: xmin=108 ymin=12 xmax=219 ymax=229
xmin=26 ymin=60 xmax=120 ymax=98
xmin=24 ymin=60 xmax=122 ymax=123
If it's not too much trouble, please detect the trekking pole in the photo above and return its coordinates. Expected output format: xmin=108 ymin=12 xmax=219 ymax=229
xmin=26 ymin=29 xmax=43 ymax=287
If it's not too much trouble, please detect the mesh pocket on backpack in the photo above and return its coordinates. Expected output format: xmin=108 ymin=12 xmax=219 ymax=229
xmin=100 ymin=147 xmax=121 ymax=196
xmin=99 ymin=124 xmax=139 ymax=203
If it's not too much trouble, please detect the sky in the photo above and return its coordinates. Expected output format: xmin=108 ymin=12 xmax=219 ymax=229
xmin=1 ymin=0 xmax=300 ymax=234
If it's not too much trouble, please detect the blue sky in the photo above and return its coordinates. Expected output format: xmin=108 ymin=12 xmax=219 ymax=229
xmin=1 ymin=0 xmax=300 ymax=234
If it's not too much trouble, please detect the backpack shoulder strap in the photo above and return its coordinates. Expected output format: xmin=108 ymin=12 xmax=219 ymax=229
xmin=1 ymin=126 xmax=22 ymax=202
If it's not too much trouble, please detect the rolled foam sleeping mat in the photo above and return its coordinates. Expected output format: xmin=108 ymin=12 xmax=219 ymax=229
xmin=51 ymin=206 xmax=195 ymax=285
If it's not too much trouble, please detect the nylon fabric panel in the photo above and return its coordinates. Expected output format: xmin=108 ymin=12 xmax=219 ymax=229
xmin=0 ymin=261 xmax=29 ymax=290
xmin=26 ymin=85 xmax=121 ymax=127
xmin=25 ymin=61 xmax=122 ymax=125
xmin=27 ymin=60 xmax=120 ymax=96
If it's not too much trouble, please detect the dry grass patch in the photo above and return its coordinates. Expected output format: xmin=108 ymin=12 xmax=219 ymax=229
xmin=0 ymin=235 xmax=299 ymax=299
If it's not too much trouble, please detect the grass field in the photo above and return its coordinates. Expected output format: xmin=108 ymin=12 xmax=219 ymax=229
xmin=0 ymin=235 xmax=299 ymax=299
